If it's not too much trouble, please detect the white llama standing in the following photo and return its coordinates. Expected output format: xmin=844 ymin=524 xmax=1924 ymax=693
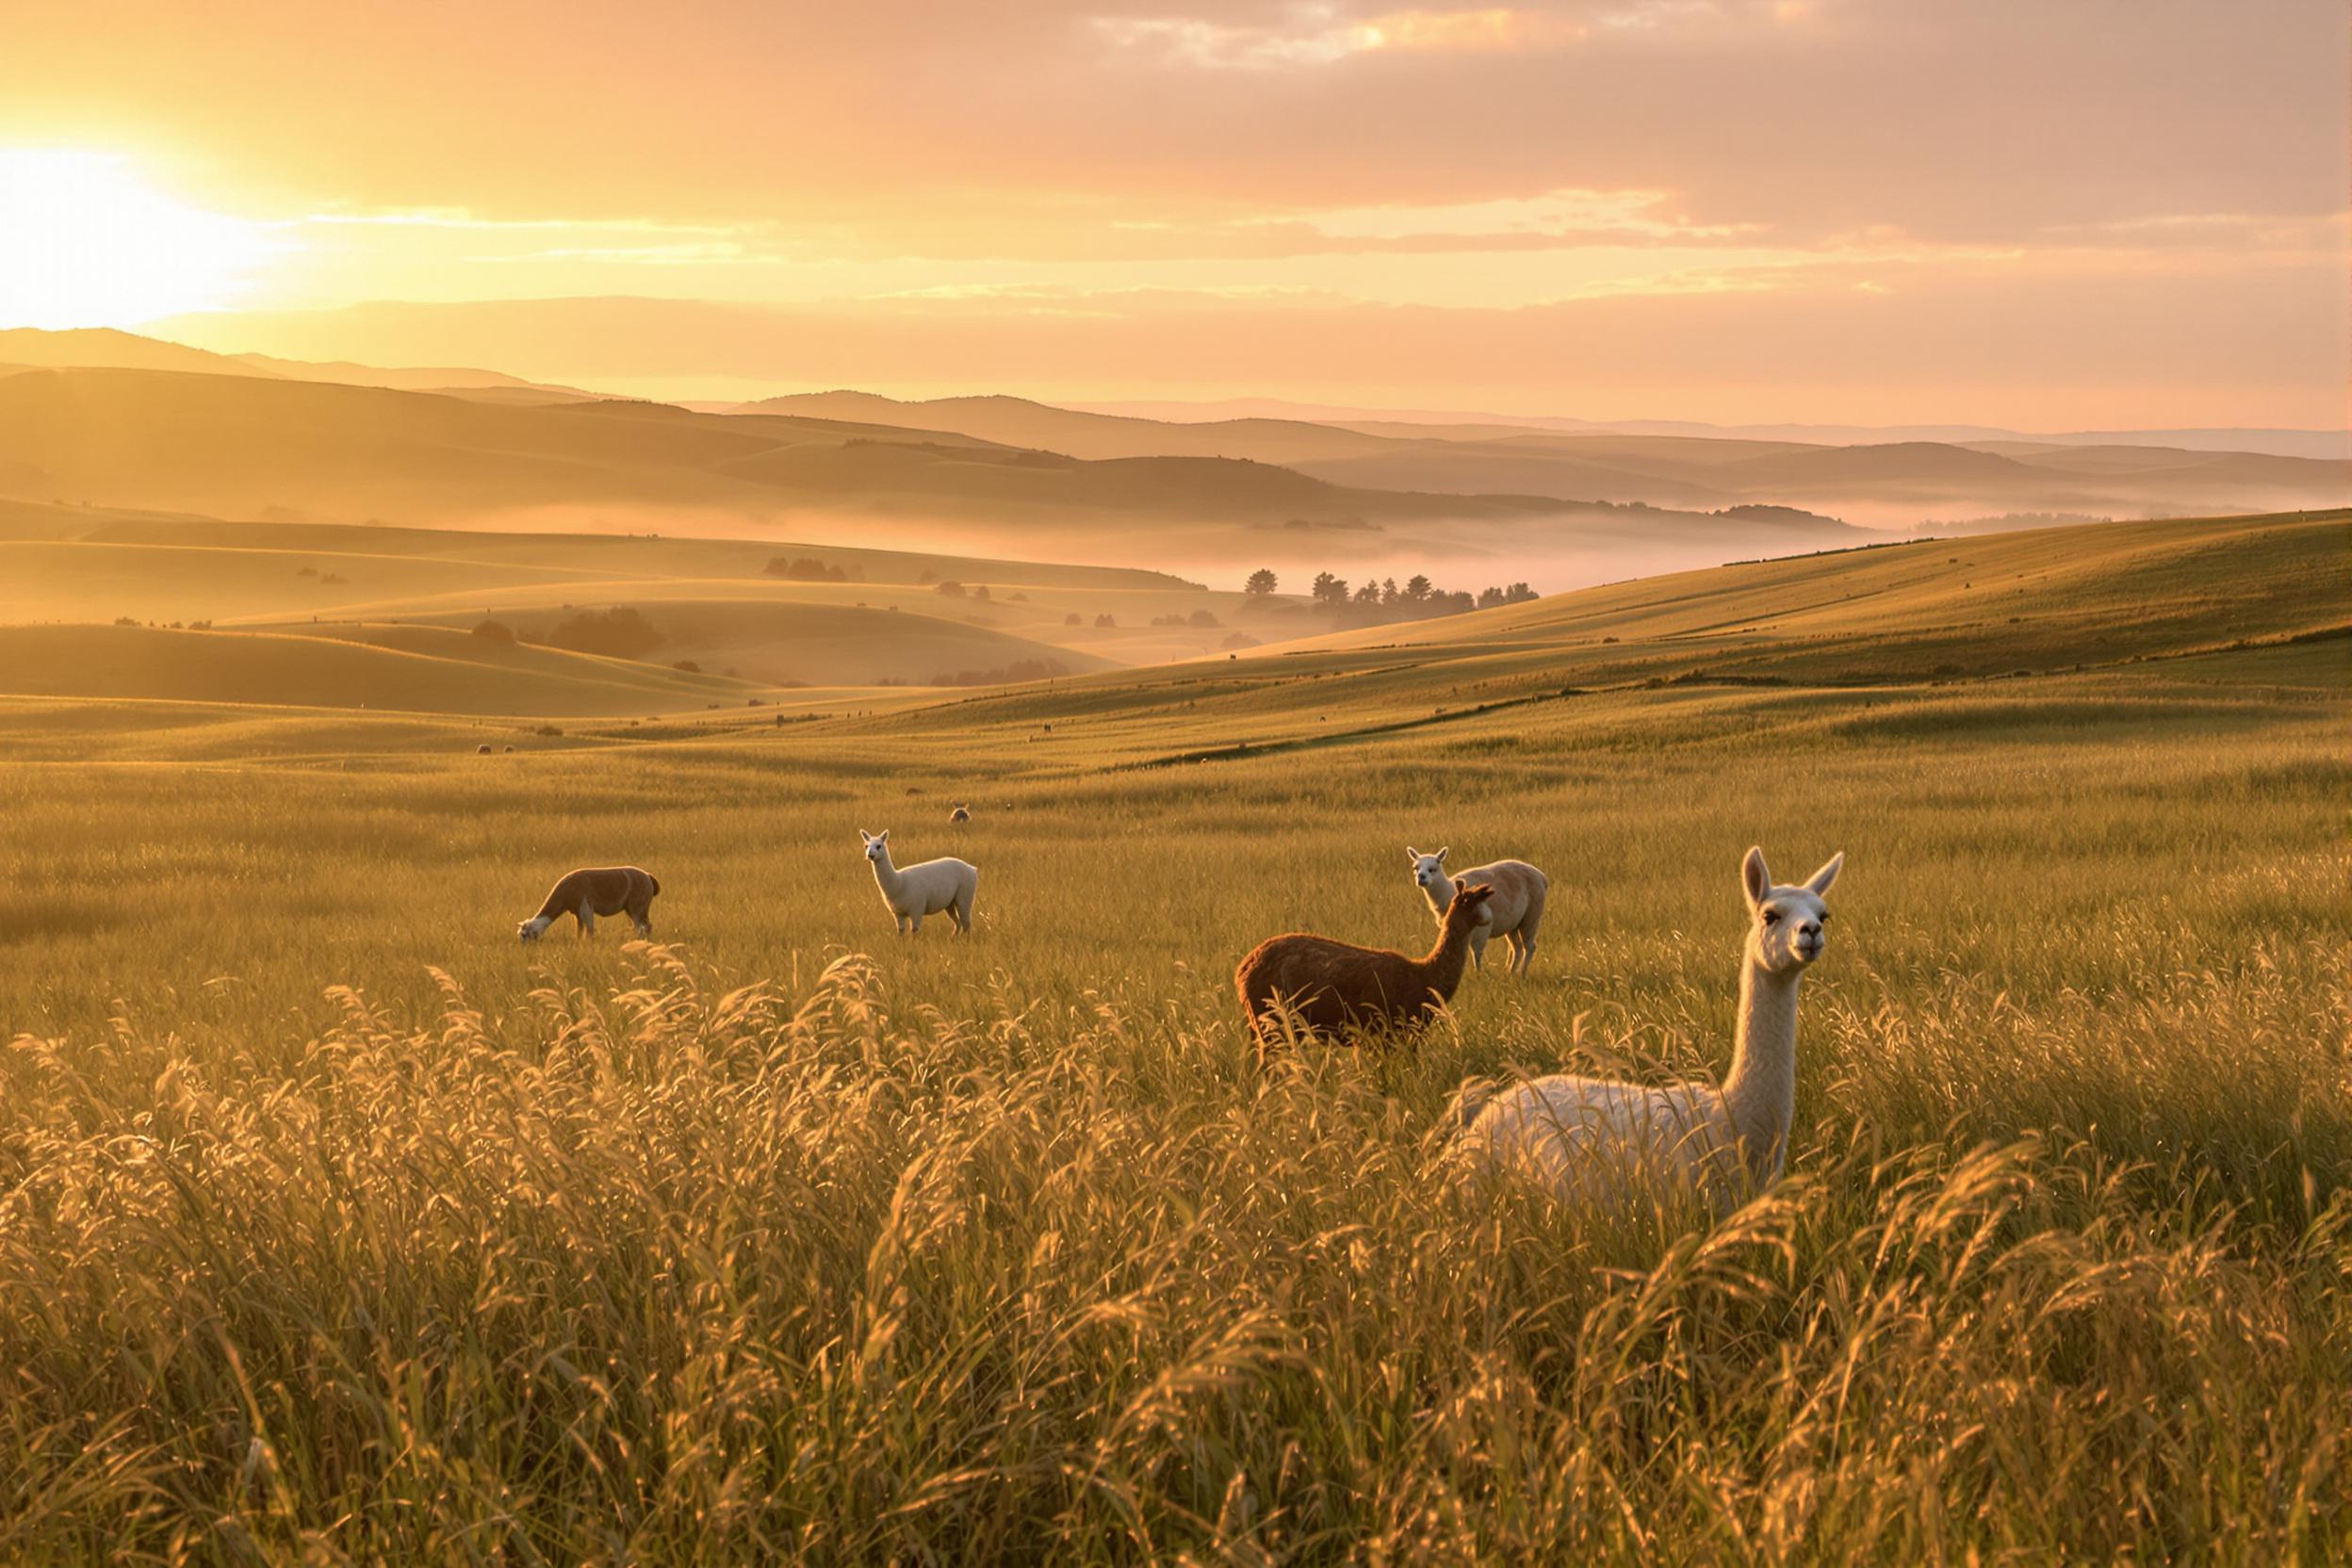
xmin=860 ymin=829 xmax=978 ymax=936
xmin=1408 ymin=846 xmax=1548 ymax=974
xmin=1454 ymin=845 xmax=1842 ymax=1208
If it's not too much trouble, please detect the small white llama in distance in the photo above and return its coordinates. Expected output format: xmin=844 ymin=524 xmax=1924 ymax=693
xmin=860 ymin=829 xmax=978 ymax=937
xmin=1407 ymin=846 xmax=1548 ymax=974
xmin=1453 ymin=845 xmax=1842 ymax=1208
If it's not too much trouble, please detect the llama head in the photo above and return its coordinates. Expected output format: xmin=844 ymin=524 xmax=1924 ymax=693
xmin=1441 ymin=877 xmax=1497 ymax=929
xmin=1741 ymin=846 xmax=1842 ymax=976
xmin=516 ymin=916 xmax=548 ymax=942
xmin=861 ymin=829 xmax=890 ymax=863
xmin=1407 ymin=845 xmax=1451 ymax=895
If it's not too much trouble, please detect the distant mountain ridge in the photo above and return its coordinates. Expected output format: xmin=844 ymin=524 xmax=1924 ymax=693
xmin=1077 ymin=396 xmax=2351 ymax=463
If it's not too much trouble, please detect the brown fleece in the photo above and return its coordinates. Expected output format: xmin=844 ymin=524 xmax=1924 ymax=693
xmin=1235 ymin=880 xmax=1495 ymax=1046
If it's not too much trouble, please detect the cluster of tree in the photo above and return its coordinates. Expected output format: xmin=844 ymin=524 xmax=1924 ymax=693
xmin=1303 ymin=571 xmax=1536 ymax=615
xmin=547 ymin=606 xmax=662 ymax=659
xmin=1235 ymin=567 xmax=1539 ymax=626
xmin=935 ymin=580 xmax=997 ymax=601
xmin=765 ymin=555 xmax=855 ymax=581
xmin=1151 ymin=610 xmax=1221 ymax=628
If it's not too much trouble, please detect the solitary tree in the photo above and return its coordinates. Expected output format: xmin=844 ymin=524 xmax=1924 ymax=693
xmin=1245 ymin=568 xmax=1279 ymax=596
xmin=1311 ymin=571 xmax=1349 ymax=608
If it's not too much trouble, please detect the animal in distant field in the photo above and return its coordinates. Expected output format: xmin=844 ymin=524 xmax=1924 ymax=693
xmin=1452 ymin=846 xmax=1842 ymax=1209
xmin=1408 ymin=846 xmax=1547 ymax=974
xmin=517 ymin=865 xmax=661 ymax=941
xmin=861 ymin=829 xmax=977 ymax=936
xmin=950 ymin=802 xmax=972 ymax=823
xmin=1236 ymin=880 xmax=1495 ymax=1048
xmin=476 ymin=743 xmax=493 ymax=755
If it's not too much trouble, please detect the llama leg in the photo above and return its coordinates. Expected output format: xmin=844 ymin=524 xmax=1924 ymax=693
xmin=907 ymin=912 xmax=923 ymax=936
xmin=1470 ymin=928 xmax=1488 ymax=971
xmin=577 ymin=903 xmax=596 ymax=938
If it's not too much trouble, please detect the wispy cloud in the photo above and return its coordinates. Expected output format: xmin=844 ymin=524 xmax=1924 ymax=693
xmin=1283 ymin=187 xmax=1759 ymax=242
xmin=1090 ymin=5 xmax=1587 ymax=70
xmin=292 ymin=209 xmax=739 ymax=237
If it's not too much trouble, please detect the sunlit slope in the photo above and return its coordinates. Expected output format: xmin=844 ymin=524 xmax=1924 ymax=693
xmin=1286 ymin=510 xmax=2347 ymax=676
xmin=0 ymin=498 xmax=1188 ymax=590
xmin=841 ymin=511 xmax=2347 ymax=764
xmin=0 ymin=623 xmax=763 ymax=716
xmin=349 ymin=602 xmax=1119 ymax=687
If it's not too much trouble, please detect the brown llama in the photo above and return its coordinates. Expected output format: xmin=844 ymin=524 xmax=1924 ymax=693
xmin=1235 ymin=880 xmax=1496 ymax=1047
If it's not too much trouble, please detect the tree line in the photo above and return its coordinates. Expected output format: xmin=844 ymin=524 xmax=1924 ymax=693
xmin=1242 ymin=568 xmax=1537 ymax=623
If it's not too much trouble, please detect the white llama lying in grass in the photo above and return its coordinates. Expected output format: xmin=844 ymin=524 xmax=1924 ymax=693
xmin=1408 ymin=846 xmax=1548 ymax=974
xmin=861 ymin=829 xmax=977 ymax=936
xmin=1453 ymin=846 xmax=1842 ymax=1207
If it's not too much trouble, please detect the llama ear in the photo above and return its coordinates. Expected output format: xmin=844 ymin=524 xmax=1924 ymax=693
xmin=1804 ymin=852 xmax=1844 ymax=896
xmin=1453 ymin=876 xmax=1468 ymax=893
xmin=1405 ymin=845 xmax=1422 ymax=862
xmin=1742 ymin=846 xmax=1772 ymax=906
xmin=858 ymin=829 xmax=872 ymax=843
xmin=1436 ymin=846 xmax=1449 ymax=863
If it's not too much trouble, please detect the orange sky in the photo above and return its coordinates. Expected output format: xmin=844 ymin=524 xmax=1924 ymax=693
xmin=4 ymin=0 xmax=2345 ymax=427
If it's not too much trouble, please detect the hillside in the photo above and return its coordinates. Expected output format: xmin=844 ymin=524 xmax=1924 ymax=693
xmin=735 ymin=390 xmax=1393 ymax=464
xmin=0 ymin=622 xmax=762 ymax=717
xmin=738 ymin=385 xmax=2348 ymax=523
xmin=0 ymin=368 xmax=1557 ymax=538
xmin=850 ymin=510 xmax=2348 ymax=766
xmin=0 ymin=500 xmax=1233 ymax=675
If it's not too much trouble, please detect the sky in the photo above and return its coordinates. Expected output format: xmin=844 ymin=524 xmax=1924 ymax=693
xmin=3 ymin=0 xmax=2346 ymax=426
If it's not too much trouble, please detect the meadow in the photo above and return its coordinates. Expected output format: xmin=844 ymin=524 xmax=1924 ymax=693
xmin=0 ymin=512 xmax=2345 ymax=1562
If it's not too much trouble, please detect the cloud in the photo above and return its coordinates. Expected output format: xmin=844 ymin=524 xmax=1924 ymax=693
xmin=1282 ymin=187 xmax=1757 ymax=242
xmin=1089 ymin=5 xmax=1590 ymax=69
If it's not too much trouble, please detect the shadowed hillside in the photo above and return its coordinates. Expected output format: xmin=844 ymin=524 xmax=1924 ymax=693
xmin=0 ymin=368 xmax=1559 ymax=536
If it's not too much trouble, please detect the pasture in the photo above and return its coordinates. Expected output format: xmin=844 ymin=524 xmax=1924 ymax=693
xmin=0 ymin=512 xmax=2345 ymax=1561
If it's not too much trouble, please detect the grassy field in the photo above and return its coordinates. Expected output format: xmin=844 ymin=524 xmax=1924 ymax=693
xmin=0 ymin=512 xmax=2345 ymax=1561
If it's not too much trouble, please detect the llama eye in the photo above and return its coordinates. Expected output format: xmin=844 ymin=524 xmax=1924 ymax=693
xmin=1761 ymin=910 xmax=1781 ymax=923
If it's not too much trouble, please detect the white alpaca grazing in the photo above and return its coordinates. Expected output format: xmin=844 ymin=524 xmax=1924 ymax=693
xmin=1408 ymin=846 xmax=1548 ymax=974
xmin=1455 ymin=846 xmax=1842 ymax=1209
xmin=861 ymin=829 xmax=977 ymax=937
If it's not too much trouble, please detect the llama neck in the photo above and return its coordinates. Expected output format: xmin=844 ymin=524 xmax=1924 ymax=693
xmin=870 ymin=853 xmax=903 ymax=897
xmin=1719 ymin=958 xmax=1801 ymax=1181
xmin=1415 ymin=918 xmax=1478 ymax=993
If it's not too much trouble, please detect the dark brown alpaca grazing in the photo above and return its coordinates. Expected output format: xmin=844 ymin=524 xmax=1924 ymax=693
xmin=1235 ymin=880 xmax=1496 ymax=1047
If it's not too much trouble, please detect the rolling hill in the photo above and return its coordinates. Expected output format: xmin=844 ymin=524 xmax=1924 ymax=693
xmin=739 ymin=386 xmax=2349 ymax=523
xmin=847 ymin=508 xmax=2348 ymax=768
xmin=0 ymin=368 xmax=1560 ymax=538
xmin=0 ymin=622 xmax=763 ymax=717
xmin=734 ymin=390 xmax=1394 ymax=465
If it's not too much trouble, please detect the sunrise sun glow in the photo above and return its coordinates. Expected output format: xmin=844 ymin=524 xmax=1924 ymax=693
xmin=0 ymin=149 xmax=281 ymax=329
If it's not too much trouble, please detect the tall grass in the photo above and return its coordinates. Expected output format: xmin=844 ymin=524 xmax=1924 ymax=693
xmin=2 ymin=933 xmax=2345 ymax=1562
xmin=0 ymin=661 xmax=2344 ymax=1560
